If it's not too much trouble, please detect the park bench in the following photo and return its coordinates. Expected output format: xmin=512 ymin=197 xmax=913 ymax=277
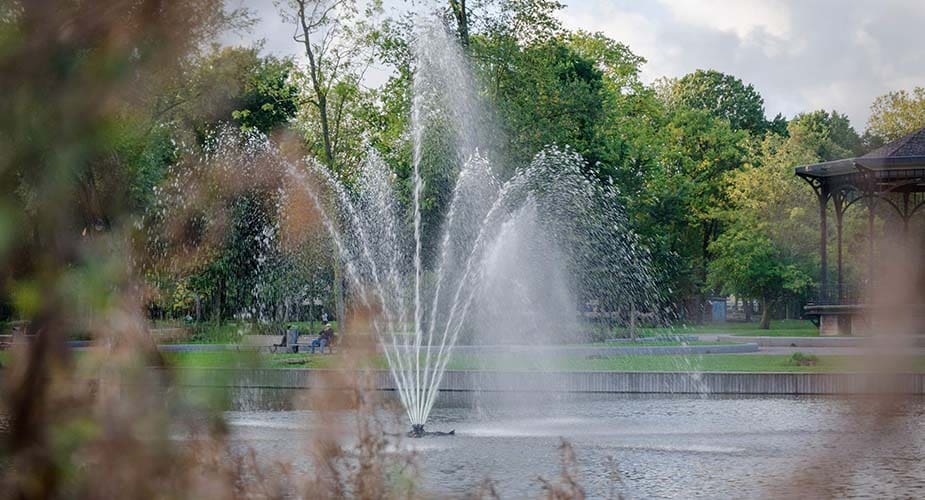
xmin=271 ymin=332 xmax=338 ymax=354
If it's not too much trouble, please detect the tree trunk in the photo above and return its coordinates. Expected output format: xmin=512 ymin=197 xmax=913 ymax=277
xmin=759 ymin=296 xmax=772 ymax=330
xmin=333 ymin=255 xmax=345 ymax=330
xmin=295 ymin=0 xmax=336 ymax=168
xmin=449 ymin=0 xmax=469 ymax=47
xmin=216 ymin=277 xmax=225 ymax=325
xmin=744 ymin=299 xmax=752 ymax=322
xmin=629 ymin=302 xmax=637 ymax=341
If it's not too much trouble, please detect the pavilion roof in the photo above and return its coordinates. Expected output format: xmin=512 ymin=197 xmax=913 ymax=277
xmin=795 ymin=127 xmax=925 ymax=179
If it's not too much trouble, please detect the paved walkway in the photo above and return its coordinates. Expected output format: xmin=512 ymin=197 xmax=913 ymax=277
xmin=699 ymin=335 xmax=925 ymax=356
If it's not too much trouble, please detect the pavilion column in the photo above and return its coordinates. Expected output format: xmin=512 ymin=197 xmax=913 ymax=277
xmin=834 ymin=196 xmax=845 ymax=303
xmin=817 ymin=186 xmax=829 ymax=301
xmin=866 ymin=195 xmax=876 ymax=293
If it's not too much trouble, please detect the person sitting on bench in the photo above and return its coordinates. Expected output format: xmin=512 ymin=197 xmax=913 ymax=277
xmin=310 ymin=322 xmax=334 ymax=354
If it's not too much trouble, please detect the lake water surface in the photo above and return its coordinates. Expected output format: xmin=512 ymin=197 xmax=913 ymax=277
xmin=224 ymin=393 xmax=925 ymax=498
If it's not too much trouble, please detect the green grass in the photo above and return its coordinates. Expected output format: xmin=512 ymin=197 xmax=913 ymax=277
xmin=639 ymin=319 xmax=819 ymax=337
xmin=157 ymin=351 xmax=925 ymax=373
xmin=4 ymin=349 xmax=924 ymax=373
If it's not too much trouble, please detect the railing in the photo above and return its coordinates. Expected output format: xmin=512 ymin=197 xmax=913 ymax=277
xmin=811 ymin=283 xmax=866 ymax=306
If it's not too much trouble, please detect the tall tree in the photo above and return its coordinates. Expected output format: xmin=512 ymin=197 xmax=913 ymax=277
xmin=708 ymin=225 xmax=812 ymax=329
xmin=280 ymin=0 xmax=379 ymax=324
xmin=867 ymin=86 xmax=925 ymax=143
xmin=715 ymin=109 xmax=865 ymax=326
xmin=650 ymin=108 xmax=749 ymax=319
xmin=448 ymin=0 xmax=470 ymax=47
xmin=281 ymin=0 xmax=373 ymax=172
xmin=787 ymin=110 xmax=863 ymax=160
xmin=667 ymin=69 xmax=769 ymax=134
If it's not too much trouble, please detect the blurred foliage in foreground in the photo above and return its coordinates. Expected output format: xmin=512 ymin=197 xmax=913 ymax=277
xmin=0 ymin=2 xmax=422 ymax=499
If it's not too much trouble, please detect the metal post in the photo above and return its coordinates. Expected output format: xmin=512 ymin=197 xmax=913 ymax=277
xmin=867 ymin=196 xmax=875 ymax=292
xmin=818 ymin=187 xmax=829 ymax=302
xmin=836 ymin=206 xmax=844 ymax=303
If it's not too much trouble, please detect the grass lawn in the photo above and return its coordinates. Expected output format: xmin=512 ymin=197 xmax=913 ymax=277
xmin=152 ymin=351 xmax=925 ymax=373
xmin=6 ymin=346 xmax=922 ymax=373
xmin=639 ymin=319 xmax=819 ymax=337
xmin=159 ymin=351 xmax=345 ymax=369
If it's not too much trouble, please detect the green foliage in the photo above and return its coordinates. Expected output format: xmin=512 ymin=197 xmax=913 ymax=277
xmin=181 ymin=46 xmax=300 ymax=136
xmin=786 ymin=110 xmax=863 ymax=160
xmin=867 ymin=86 xmax=925 ymax=143
xmin=231 ymin=54 xmax=300 ymax=132
xmin=707 ymin=225 xmax=812 ymax=305
xmin=471 ymin=20 xmax=609 ymax=173
xmin=787 ymin=352 xmax=819 ymax=366
xmin=188 ymin=321 xmax=252 ymax=343
xmin=9 ymin=0 xmax=909 ymax=332
xmin=668 ymin=69 xmax=770 ymax=133
xmin=633 ymin=108 xmax=749 ymax=306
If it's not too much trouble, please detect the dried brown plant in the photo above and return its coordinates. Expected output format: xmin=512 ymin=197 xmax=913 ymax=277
xmin=537 ymin=439 xmax=586 ymax=500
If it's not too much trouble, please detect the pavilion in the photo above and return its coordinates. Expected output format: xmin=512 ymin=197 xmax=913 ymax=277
xmin=795 ymin=127 xmax=925 ymax=335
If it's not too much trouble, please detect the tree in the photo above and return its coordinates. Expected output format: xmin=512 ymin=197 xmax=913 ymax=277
xmin=787 ymin=110 xmax=863 ymax=160
xmin=490 ymin=38 xmax=606 ymax=170
xmin=448 ymin=0 xmax=470 ymax=47
xmin=173 ymin=46 xmax=299 ymax=137
xmin=668 ymin=69 xmax=769 ymax=134
xmin=0 ymin=3 xmax=255 ymax=496
xmin=708 ymin=225 xmax=812 ymax=329
xmin=231 ymin=54 xmax=300 ymax=133
xmin=867 ymin=87 xmax=925 ymax=143
xmin=717 ymin=109 xmax=865 ymax=326
xmin=647 ymin=108 xmax=749 ymax=319
xmin=280 ymin=0 xmax=379 ymax=324
xmin=281 ymin=0 xmax=375 ymax=172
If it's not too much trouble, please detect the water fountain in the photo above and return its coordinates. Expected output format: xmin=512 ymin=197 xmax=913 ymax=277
xmin=154 ymin=21 xmax=660 ymax=435
xmin=300 ymin=23 xmax=660 ymax=435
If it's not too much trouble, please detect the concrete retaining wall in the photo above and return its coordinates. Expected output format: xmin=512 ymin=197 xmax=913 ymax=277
xmin=175 ymin=368 xmax=925 ymax=395
xmin=441 ymin=343 xmax=759 ymax=356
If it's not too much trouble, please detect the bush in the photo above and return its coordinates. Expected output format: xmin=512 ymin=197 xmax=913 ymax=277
xmin=188 ymin=322 xmax=252 ymax=343
xmin=787 ymin=352 xmax=819 ymax=366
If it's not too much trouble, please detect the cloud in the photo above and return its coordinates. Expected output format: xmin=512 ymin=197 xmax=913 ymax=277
xmin=658 ymin=0 xmax=792 ymax=40
xmin=558 ymin=0 xmax=925 ymax=130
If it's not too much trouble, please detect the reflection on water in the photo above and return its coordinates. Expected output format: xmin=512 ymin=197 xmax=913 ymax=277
xmin=217 ymin=391 xmax=925 ymax=498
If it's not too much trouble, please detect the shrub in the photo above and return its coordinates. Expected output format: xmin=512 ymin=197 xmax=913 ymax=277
xmin=787 ymin=352 xmax=819 ymax=366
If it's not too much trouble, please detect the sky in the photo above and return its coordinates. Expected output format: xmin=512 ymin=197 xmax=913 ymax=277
xmin=224 ymin=0 xmax=925 ymax=130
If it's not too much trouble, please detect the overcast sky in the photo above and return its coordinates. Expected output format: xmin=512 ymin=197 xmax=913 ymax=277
xmin=224 ymin=0 xmax=925 ymax=130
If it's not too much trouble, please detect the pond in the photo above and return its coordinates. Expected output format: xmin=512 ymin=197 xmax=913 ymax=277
xmin=221 ymin=392 xmax=925 ymax=498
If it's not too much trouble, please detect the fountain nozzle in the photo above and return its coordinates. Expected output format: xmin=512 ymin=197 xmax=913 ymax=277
xmin=407 ymin=424 xmax=455 ymax=438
